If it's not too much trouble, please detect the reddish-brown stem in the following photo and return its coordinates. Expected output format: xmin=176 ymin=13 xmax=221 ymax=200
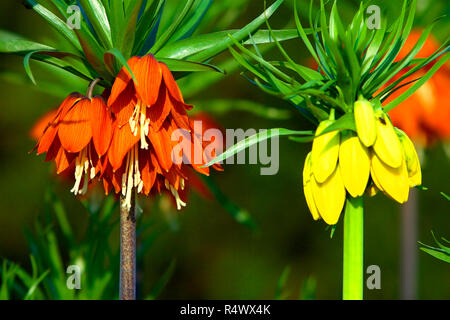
xmin=86 ymin=78 xmax=101 ymax=99
xmin=119 ymin=190 xmax=136 ymax=300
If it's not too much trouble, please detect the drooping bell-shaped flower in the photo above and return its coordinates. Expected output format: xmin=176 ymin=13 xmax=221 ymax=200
xmin=103 ymin=54 xmax=220 ymax=210
xmin=34 ymin=93 xmax=113 ymax=195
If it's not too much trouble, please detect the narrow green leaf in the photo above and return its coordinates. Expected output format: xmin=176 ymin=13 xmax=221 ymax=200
xmin=156 ymin=28 xmax=302 ymax=60
xmin=200 ymin=175 xmax=257 ymax=231
xmin=23 ymin=0 xmax=81 ymax=52
xmin=104 ymin=48 xmax=137 ymax=82
xmin=318 ymin=112 xmax=356 ymax=135
xmin=420 ymin=247 xmax=450 ymax=263
xmin=145 ymin=259 xmax=177 ymax=299
xmin=24 ymin=270 xmax=50 ymax=300
xmin=191 ymin=99 xmax=292 ymax=120
xmin=158 ymin=58 xmax=223 ymax=73
xmin=187 ymin=0 xmax=285 ymax=62
xmin=274 ymin=266 xmax=291 ymax=300
xmin=117 ymin=0 xmax=144 ymax=58
xmin=168 ymin=0 xmax=212 ymax=41
xmin=294 ymin=0 xmax=319 ymax=64
xmin=0 ymin=30 xmax=54 ymax=53
xmin=384 ymin=53 xmax=449 ymax=111
xmin=79 ymin=0 xmax=112 ymax=48
xmin=203 ymin=128 xmax=314 ymax=167
xmin=150 ymin=0 xmax=195 ymax=53
xmin=23 ymin=51 xmax=38 ymax=85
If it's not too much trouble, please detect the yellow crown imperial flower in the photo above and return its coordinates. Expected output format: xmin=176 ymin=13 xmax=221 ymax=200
xmin=372 ymin=110 xmax=403 ymax=168
xmin=311 ymin=120 xmax=340 ymax=183
xmin=354 ymin=98 xmax=377 ymax=147
xmin=301 ymin=99 xmax=423 ymax=225
xmin=339 ymin=131 xmax=371 ymax=197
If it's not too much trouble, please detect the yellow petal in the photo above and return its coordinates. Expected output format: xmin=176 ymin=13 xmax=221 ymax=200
xmin=366 ymin=183 xmax=379 ymax=197
xmin=373 ymin=111 xmax=403 ymax=168
xmin=311 ymin=166 xmax=346 ymax=225
xmin=303 ymin=152 xmax=320 ymax=220
xmin=354 ymin=99 xmax=377 ymax=147
xmin=339 ymin=131 xmax=370 ymax=197
xmin=408 ymin=168 xmax=422 ymax=188
xmin=370 ymin=153 xmax=409 ymax=203
xmin=311 ymin=120 xmax=340 ymax=183
xmin=396 ymin=129 xmax=422 ymax=185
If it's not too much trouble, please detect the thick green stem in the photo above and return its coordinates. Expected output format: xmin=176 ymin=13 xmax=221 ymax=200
xmin=343 ymin=196 xmax=364 ymax=300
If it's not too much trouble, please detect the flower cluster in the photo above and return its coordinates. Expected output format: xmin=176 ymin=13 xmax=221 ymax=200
xmin=34 ymin=54 xmax=219 ymax=210
xmin=303 ymin=98 xmax=422 ymax=225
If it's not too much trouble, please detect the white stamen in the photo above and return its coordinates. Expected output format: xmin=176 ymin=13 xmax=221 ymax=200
xmin=71 ymin=148 xmax=91 ymax=195
xmin=90 ymin=167 xmax=96 ymax=180
xmin=170 ymin=185 xmax=186 ymax=210
xmin=139 ymin=106 xmax=149 ymax=149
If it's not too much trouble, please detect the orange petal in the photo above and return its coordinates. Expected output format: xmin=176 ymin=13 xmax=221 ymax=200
xmin=164 ymin=165 xmax=187 ymax=190
xmin=148 ymin=121 xmax=173 ymax=172
xmin=35 ymin=93 xmax=82 ymax=154
xmin=36 ymin=124 xmax=58 ymax=155
xmin=59 ymin=93 xmax=84 ymax=120
xmin=90 ymin=96 xmax=113 ymax=156
xmin=108 ymin=123 xmax=140 ymax=170
xmin=44 ymin=137 xmax=61 ymax=162
xmin=150 ymin=146 xmax=162 ymax=175
xmin=133 ymin=54 xmax=162 ymax=106
xmin=58 ymin=98 xmax=93 ymax=153
xmin=110 ymin=82 xmax=136 ymax=121
xmin=190 ymin=128 xmax=209 ymax=176
xmin=160 ymin=62 xmax=184 ymax=103
xmin=148 ymin=85 xmax=172 ymax=131
xmin=30 ymin=109 xmax=58 ymax=141
xmin=139 ymin=149 xmax=157 ymax=195
xmin=108 ymin=56 xmax=140 ymax=107
xmin=171 ymin=99 xmax=191 ymax=130
xmin=55 ymin=146 xmax=76 ymax=174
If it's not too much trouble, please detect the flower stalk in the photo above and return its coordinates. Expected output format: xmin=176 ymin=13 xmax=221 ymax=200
xmin=87 ymin=78 xmax=101 ymax=99
xmin=343 ymin=196 xmax=364 ymax=300
xmin=119 ymin=189 xmax=136 ymax=300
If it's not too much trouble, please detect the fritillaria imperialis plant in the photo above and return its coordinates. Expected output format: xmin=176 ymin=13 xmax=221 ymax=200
xmin=206 ymin=0 xmax=449 ymax=299
xmin=0 ymin=0 xmax=301 ymax=299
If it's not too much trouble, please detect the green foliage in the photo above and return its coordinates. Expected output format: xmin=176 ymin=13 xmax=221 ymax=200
xmin=0 ymin=0 xmax=297 ymax=87
xmin=200 ymin=175 xmax=257 ymax=231
xmin=231 ymin=0 xmax=448 ymax=121
xmin=214 ymin=0 xmax=449 ymax=164
xmin=274 ymin=266 xmax=317 ymax=300
xmin=0 ymin=187 xmax=174 ymax=300
xmin=419 ymin=232 xmax=450 ymax=264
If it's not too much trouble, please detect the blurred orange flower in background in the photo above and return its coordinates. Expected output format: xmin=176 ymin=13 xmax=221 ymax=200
xmin=383 ymin=30 xmax=450 ymax=146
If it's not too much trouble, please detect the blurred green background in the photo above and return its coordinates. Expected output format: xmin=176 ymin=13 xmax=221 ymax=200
xmin=0 ymin=0 xmax=448 ymax=299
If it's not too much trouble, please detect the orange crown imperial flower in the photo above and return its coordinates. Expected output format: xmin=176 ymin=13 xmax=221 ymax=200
xmin=104 ymin=54 xmax=220 ymax=210
xmin=34 ymin=92 xmax=113 ymax=195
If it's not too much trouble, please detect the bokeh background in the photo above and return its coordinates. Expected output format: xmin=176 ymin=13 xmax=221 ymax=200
xmin=0 ymin=0 xmax=448 ymax=299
